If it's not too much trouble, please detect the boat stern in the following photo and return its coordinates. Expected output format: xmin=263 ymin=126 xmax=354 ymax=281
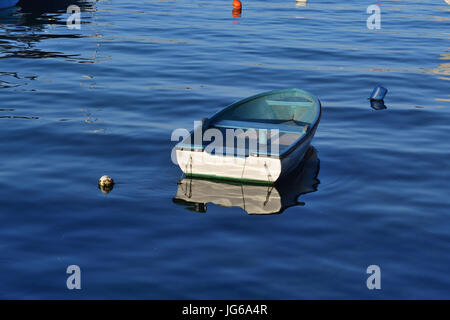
xmin=176 ymin=149 xmax=282 ymax=184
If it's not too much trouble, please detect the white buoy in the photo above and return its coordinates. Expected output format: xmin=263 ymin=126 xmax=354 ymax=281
xmin=98 ymin=175 xmax=114 ymax=194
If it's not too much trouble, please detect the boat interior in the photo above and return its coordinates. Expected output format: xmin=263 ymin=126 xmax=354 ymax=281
xmin=177 ymin=90 xmax=319 ymax=157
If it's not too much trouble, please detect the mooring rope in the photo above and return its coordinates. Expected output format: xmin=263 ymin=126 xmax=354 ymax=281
xmin=263 ymin=185 xmax=274 ymax=207
xmin=240 ymin=183 xmax=246 ymax=212
xmin=264 ymin=162 xmax=273 ymax=184
xmin=240 ymin=157 xmax=247 ymax=180
xmin=179 ymin=155 xmax=193 ymax=184
xmin=184 ymin=155 xmax=193 ymax=176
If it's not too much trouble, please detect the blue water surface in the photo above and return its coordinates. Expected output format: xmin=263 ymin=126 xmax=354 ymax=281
xmin=0 ymin=0 xmax=449 ymax=299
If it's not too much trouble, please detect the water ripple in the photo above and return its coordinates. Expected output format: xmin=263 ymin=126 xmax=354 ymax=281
xmin=0 ymin=0 xmax=449 ymax=299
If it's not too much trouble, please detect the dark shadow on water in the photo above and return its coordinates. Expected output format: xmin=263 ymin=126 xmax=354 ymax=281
xmin=0 ymin=0 xmax=97 ymax=60
xmin=173 ymin=146 xmax=321 ymax=215
xmin=17 ymin=0 xmax=93 ymax=15
xmin=370 ymin=99 xmax=387 ymax=110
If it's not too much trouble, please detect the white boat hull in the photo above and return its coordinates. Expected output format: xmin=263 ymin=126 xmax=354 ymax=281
xmin=176 ymin=149 xmax=282 ymax=183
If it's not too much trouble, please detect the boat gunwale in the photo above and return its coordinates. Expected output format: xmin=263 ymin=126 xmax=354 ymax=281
xmin=175 ymin=88 xmax=321 ymax=159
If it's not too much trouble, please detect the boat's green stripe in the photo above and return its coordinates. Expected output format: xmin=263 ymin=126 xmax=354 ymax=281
xmin=186 ymin=173 xmax=274 ymax=186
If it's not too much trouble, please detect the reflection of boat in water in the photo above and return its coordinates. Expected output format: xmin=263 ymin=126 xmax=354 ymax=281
xmin=18 ymin=0 xmax=93 ymax=14
xmin=173 ymin=147 xmax=320 ymax=215
xmin=17 ymin=0 xmax=90 ymax=13
xmin=0 ymin=0 xmax=95 ymax=24
xmin=0 ymin=0 xmax=18 ymax=10
xmin=0 ymin=0 xmax=97 ymax=61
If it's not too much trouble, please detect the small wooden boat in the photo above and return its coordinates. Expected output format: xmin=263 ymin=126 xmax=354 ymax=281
xmin=175 ymin=89 xmax=321 ymax=184
xmin=0 ymin=0 xmax=18 ymax=9
xmin=173 ymin=147 xmax=320 ymax=215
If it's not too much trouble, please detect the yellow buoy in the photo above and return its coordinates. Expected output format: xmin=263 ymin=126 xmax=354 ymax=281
xmin=99 ymin=175 xmax=114 ymax=186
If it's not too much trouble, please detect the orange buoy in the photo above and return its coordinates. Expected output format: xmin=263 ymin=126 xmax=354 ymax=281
xmin=232 ymin=8 xmax=241 ymax=18
xmin=232 ymin=0 xmax=242 ymax=10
